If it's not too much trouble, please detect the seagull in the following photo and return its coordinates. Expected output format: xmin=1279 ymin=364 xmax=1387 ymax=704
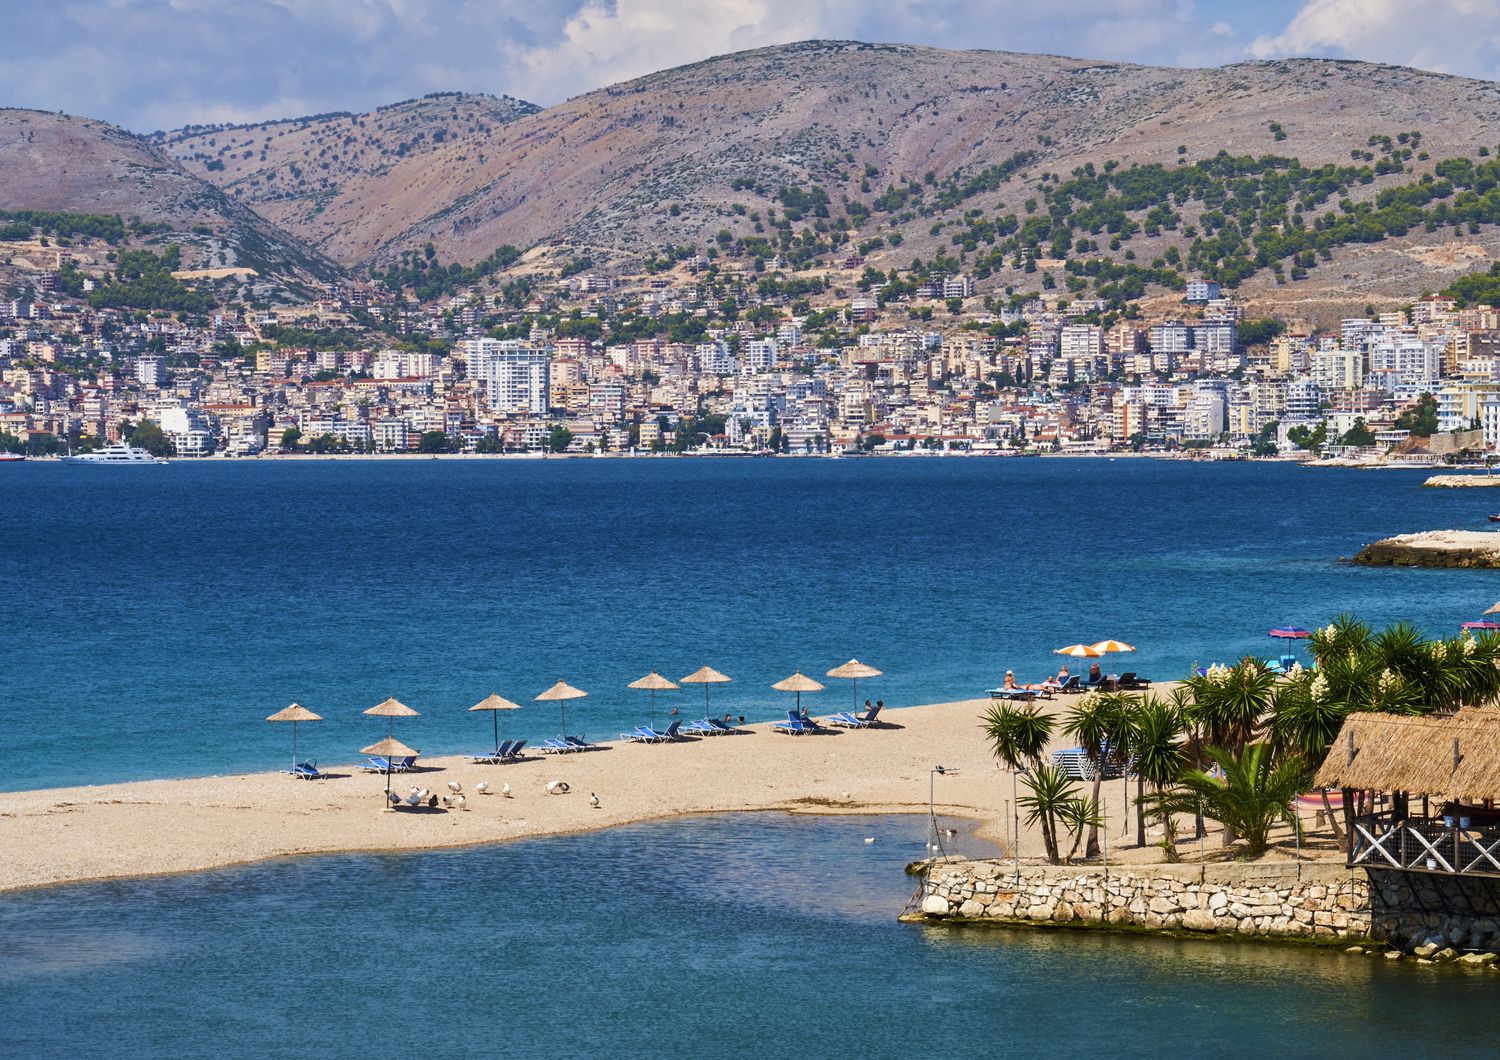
xmin=476 ymin=781 xmax=490 ymax=795
xmin=447 ymin=781 xmax=463 ymax=795
xmin=454 ymin=794 xmax=467 ymax=811
xmin=589 ymin=792 xmax=600 ymax=810
xmin=501 ymin=782 xmax=513 ymax=798
xmin=387 ymin=791 xmax=401 ymax=806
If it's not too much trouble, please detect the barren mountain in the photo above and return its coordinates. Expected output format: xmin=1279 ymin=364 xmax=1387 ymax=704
xmin=150 ymin=92 xmax=538 ymax=250
xmin=163 ymin=42 xmax=1500 ymax=308
xmin=0 ymin=108 xmax=340 ymax=290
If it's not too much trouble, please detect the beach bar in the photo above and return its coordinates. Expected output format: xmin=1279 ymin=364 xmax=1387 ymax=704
xmin=1316 ymin=709 xmax=1500 ymax=908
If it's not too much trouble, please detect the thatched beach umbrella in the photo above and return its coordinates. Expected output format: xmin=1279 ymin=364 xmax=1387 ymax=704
xmin=362 ymin=736 xmax=421 ymax=807
xmin=364 ymin=695 xmax=419 ymax=738
xmin=536 ymin=680 xmax=588 ymax=738
xmin=680 ymin=665 xmax=732 ymax=715
xmin=469 ymin=693 xmax=521 ymax=751
xmin=266 ymin=702 xmax=322 ymax=773
xmin=628 ymin=671 xmax=679 ymax=726
xmin=772 ymin=671 xmax=824 ymax=715
xmin=826 ymin=659 xmax=882 ymax=712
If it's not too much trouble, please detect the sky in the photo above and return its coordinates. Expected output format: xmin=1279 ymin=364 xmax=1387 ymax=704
xmin=3 ymin=0 xmax=1498 ymax=132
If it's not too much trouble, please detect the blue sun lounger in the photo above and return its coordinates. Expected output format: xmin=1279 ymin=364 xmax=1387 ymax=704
xmin=773 ymin=709 xmax=813 ymax=735
xmin=470 ymin=740 xmax=515 ymax=764
xmin=285 ymin=760 xmax=322 ymax=779
xmin=502 ymin=739 xmax=527 ymax=760
xmin=622 ymin=726 xmax=662 ymax=743
xmin=680 ymin=719 xmax=716 ymax=736
xmin=706 ymin=717 xmax=741 ymax=734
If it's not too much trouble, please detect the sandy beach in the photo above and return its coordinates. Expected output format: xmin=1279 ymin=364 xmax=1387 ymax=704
xmin=0 ymin=694 xmax=1338 ymax=894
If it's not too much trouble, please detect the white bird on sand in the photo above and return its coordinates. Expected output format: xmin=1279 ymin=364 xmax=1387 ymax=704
xmin=546 ymin=780 xmax=570 ymax=795
xmin=406 ymin=791 xmax=422 ymax=807
xmin=589 ymin=792 xmax=600 ymax=810
xmin=454 ymin=794 xmax=467 ymax=811
xmin=501 ymin=782 xmax=513 ymax=798
xmin=447 ymin=781 xmax=463 ymax=795
xmin=476 ymin=781 xmax=491 ymax=795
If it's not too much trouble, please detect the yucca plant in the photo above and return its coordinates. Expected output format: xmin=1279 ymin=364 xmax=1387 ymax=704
xmin=1017 ymin=762 xmax=1103 ymax=864
xmin=981 ymin=703 xmax=1052 ymax=772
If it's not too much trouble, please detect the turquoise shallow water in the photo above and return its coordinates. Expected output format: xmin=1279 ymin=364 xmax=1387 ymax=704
xmin=1 ymin=457 xmax=1494 ymax=790
xmin=0 ymin=813 xmax=1490 ymax=1058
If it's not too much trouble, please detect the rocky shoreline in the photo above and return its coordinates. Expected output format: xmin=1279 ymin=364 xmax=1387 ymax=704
xmin=907 ymin=859 xmax=1500 ymax=967
xmin=1352 ymin=530 xmax=1500 ymax=569
xmin=1423 ymin=475 xmax=1500 ymax=488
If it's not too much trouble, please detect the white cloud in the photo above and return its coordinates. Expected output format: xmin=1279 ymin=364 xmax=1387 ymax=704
xmin=1251 ymin=0 xmax=1500 ymax=79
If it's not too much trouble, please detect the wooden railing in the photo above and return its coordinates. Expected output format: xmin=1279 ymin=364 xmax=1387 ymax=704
xmin=1351 ymin=813 xmax=1500 ymax=877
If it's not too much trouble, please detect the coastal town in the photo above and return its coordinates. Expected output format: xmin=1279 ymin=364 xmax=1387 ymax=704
xmin=3 ymin=225 xmax=1500 ymax=462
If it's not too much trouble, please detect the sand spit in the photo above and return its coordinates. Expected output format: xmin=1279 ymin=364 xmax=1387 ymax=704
xmin=1 ymin=699 xmax=1035 ymax=893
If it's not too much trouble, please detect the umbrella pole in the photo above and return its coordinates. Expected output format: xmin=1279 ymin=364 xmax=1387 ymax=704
xmin=493 ymin=710 xmax=499 ymax=752
xmin=292 ymin=721 xmax=298 ymax=772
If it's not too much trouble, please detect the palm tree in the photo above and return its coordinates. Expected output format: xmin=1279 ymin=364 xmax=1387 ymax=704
xmin=1129 ymin=694 xmax=1187 ymax=860
xmin=982 ymin=703 xmax=1054 ymax=863
xmin=1064 ymin=691 xmax=1125 ymax=858
xmin=1017 ymin=762 xmax=1102 ymax=864
xmin=1141 ymin=742 xmax=1309 ymax=858
xmin=981 ymin=703 xmax=1052 ymax=772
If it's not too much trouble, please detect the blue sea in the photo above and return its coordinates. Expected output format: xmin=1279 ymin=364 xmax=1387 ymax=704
xmin=1 ymin=457 xmax=1491 ymax=791
xmin=0 ymin=812 xmax=1490 ymax=1058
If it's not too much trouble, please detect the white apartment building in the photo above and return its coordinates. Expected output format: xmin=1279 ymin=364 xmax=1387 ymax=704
xmin=463 ymin=338 xmax=551 ymax=414
xmin=136 ymin=356 xmax=165 ymax=388
xmin=696 ymin=340 xmax=737 ymax=376
xmin=741 ymin=338 xmax=779 ymax=375
xmin=1368 ymin=338 xmax=1442 ymax=388
xmin=1312 ymin=348 xmax=1364 ymax=391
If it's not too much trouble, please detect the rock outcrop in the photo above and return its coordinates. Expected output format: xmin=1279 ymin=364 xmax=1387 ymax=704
xmin=1352 ymin=530 xmax=1500 ymax=569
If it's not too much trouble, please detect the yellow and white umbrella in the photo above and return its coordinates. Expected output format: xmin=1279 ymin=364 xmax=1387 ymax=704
xmin=1054 ymin=643 xmax=1103 ymax=658
xmin=1090 ymin=640 xmax=1136 ymax=655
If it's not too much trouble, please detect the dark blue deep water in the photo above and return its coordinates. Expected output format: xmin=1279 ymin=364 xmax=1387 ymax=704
xmin=0 ymin=813 xmax=1490 ymax=1058
xmin=1 ymin=458 xmax=1494 ymax=790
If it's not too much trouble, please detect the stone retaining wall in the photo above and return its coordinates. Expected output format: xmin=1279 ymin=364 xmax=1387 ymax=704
xmin=912 ymin=859 xmax=1370 ymax=941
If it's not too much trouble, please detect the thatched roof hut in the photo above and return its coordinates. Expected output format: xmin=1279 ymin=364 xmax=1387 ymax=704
xmin=1314 ymin=708 xmax=1500 ymax=803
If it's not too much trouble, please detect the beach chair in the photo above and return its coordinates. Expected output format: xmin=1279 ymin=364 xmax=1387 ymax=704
xmin=1117 ymin=672 xmax=1149 ymax=689
xmin=394 ymin=755 xmax=417 ymax=772
xmin=659 ymin=720 xmax=684 ymax=740
xmin=469 ymin=740 xmax=512 ymax=764
xmin=1056 ymin=675 xmax=1083 ymax=694
xmin=502 ymin=739 xmax=527 ymax=760
xmin=361 ymin=756 xmax=392 ymax=773
xmin=564 ymin=736 xmax=593 ymax=751
xmin=539 ymin=738 xmax=573 ymax=754
xmin=773 ymin=709 xmax=812 ymax=735
xmin=623 ymin=726 xmax=664 ymax=743
xmin=681 ymin=719 xmax=716 ymax=736
xmin=706 ymin=717 xmax=741 ymax=734
xmin=1051 ymin=748 xmax=1090 ymax=780
xmin=827 ymin=712 xmax=865 ymax=728
xmin=287 ymin=761 xmax=321 ymax=780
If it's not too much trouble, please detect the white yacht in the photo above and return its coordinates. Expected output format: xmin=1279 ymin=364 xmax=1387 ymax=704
xmin=66 ymin=442 xmax=167 ymax=465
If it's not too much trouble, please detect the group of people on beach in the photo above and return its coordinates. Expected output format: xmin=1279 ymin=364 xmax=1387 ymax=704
xmin=1001 ymin=662 xmax=1103 ymax=693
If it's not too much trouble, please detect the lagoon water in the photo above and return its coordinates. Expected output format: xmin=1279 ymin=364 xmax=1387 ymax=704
xmin=0 ymin=812 xmax=1491 ymax=1058
xmin=1 ymin=457 xmax=1493 ymax=790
